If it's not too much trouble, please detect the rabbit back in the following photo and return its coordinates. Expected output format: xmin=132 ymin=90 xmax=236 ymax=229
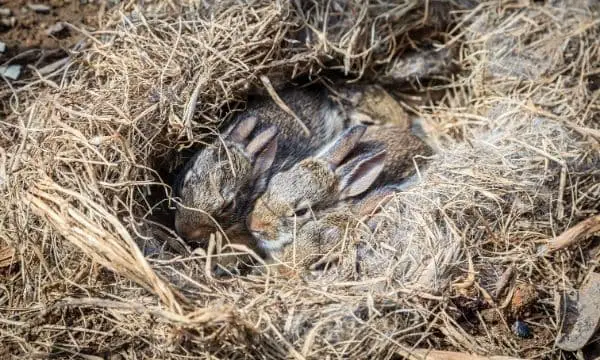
xmin=241 ymin=86 xmax=349 ymax=174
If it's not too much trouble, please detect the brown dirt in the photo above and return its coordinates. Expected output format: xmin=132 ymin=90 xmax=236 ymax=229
xmin=0 ymin=0 xmax=117 ymax=60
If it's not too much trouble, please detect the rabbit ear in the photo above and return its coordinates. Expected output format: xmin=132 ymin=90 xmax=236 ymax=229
xmin=246 ymin=126 xmax=278 ymax=176
xmin=317 ymin=125 xmax=367 ymax=168
xmin=336 ymin=150 xmax=386 ymax=201
xmin=353 ymin=185 xmax=396 ymax=216
xmin=252 ymin=136 xmax=278 ymax=179
xmin=228 ymin=116 xmax=258 ymax=143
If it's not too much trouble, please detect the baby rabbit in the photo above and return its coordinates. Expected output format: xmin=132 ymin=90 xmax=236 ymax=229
xmin=247 ymin=123 xmax=433 ymax=254
xmin=273 ymin=184 xmax=398 ymax=277
xmin=174 ymin=86 xmax=355 ymax=245
xmin=334 ymin=84 xmax=412 ymax=130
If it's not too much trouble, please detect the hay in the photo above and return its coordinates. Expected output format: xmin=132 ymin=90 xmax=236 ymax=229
xmin=1 ymin=0 xmax=599 ymax=358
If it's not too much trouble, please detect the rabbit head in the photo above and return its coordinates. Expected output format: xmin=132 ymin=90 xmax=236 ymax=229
xmin=174 ymin=116 xmax=278 ymax=242
xmin=336 ymin=84 xmax=411 ymax=130
xmin=272 ymin=211 xmax=353 ymax=277
xmin=247 ymin=125 xmax=386 ymax=253
xmin=273 ymin=185 xmax=397 ymax=277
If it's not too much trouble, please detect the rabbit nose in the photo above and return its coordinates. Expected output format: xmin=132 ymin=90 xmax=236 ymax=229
xmin=248 ymin=222 xmax=271 ymax=243
xmin=247 ymin=214 xmax=265 ymax=233
xmin=277 ymin=265 xmax=299 ymax=279
xmin=250 ymin=230 xmax=266 ymax=240
xmin=175 ymin=220 xmax=214 ymax=241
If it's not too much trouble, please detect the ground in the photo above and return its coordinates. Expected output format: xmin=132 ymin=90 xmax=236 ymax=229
xmin=0 ymin=0 xmax=113 ymax=66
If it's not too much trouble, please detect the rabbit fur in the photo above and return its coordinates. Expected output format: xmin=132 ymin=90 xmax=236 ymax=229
xmin=272 ymin=184 xmax=399 ymax=277
xmin=247 ymin=123 xmax=433 ymax=254
xmin=173 ymin=85 xmax=396 ymax=246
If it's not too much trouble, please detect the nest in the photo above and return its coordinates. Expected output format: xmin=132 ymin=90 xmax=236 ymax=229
xmin=1 ymin=0 xmax=599 ymax=358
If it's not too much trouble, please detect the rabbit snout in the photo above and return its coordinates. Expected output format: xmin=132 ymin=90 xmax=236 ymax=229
xmin=247 ymin=210 xmax=276 ymax=241
xmin=247 ymin=205 xmax=298 ymax=253
xmin=174 ymin=207 xmax=224 ymax=242
xmin=174 ymin=218 xmax=216 ymax=242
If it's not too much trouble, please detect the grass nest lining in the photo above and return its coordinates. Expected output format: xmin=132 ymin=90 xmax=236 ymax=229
xmin=1 ymin=0 xmax=600 ymax=358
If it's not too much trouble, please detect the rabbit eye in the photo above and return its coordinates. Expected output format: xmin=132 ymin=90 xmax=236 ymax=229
xmin=294 ymin=207 xmax=309 ymax=218
xmin=221 ymin=198 xmax=236 ymax=214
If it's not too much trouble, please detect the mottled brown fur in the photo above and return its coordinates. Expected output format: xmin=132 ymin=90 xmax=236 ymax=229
xmin=174 ymin=86 xmax=351 ymax=243
xmin=351 ymin=125 xmax=434 ymax=188
xmin=274 ymin=186 xmax=396 ymax=276
xmin=248 ymin=123 xmax=433 ymax=255
xmin=338 ymin=84 xmax=411 ymax=130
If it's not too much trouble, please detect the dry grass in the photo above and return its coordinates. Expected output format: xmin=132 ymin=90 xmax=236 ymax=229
xmin=1 ymin=0 xmax=599 ymax=358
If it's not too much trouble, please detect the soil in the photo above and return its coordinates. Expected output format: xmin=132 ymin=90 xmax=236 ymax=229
xmin=0 ymin=0 xmax=119 ymax=69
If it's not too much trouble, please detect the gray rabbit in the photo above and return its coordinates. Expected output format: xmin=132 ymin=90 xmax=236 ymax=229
xmin=272 ymin=184 xmax=398 ymax=277
xmin=174 ymin=85 xmax=358 ymax=246
xmin=247 ymin=123 xmax=433 ymax=254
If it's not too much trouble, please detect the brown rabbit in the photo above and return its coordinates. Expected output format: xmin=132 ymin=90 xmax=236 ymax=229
xmin=173 ymin=86 xmax=353 ymax=245
xmin=173 ymin=84 xmax=411 ymax=246
xmin=247 ymin=123 xmax=433 ymax=254
xmin=272 ymin=184 xmax=398 ymax=277
xmin=333 ymin=84 xmax=412 ymax=130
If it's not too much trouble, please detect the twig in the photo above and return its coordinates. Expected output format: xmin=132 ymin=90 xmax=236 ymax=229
xmin=260 ymin=75 xmax=310 ymax=136
xmin=544 ymin=215 xmax=600 ymax=253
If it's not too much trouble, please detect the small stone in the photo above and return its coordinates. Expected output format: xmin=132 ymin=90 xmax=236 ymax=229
xmin=27 ymin=3 xmax=52 ymax=13
xmin=142 ymin=246 xmax=160 ymax=257
xmin=45 ymin=22 xmax=67 ymax=36
xmin=556 ymin=272 xmax=600 ymax=351
xmin=0 ymin=7 xmax=11 ymax=16
xmin=0 ymin=65 xmax=22 ymax=80
xmin=0 ymin=17 xmax=16 ymax=27
xmin=0 ymin=42 xmax=5 ymax=53
xmin=509 ymin=283 xmax=538 ymax=316
xmin=512 ymin=320 xmax=532 ymax=338
xmin=480 ymin=308 xmax=502 ymax=324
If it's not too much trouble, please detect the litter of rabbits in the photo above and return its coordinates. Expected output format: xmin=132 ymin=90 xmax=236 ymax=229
xmin=1 ymin=0 xmax=599 ymax=359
